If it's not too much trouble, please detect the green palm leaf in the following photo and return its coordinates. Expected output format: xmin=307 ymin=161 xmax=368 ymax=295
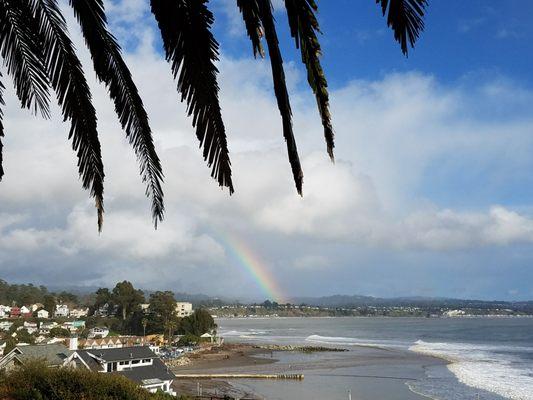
xmin=0 ymin=0 xmax=50 ymax=117
xmin=150 ymin=0 xmax=233 ymax=193
xmin=376 ymin=0 xmax=427 ymax=55
xmin=69 ymin=0 xmax=165 ymax=227
xmin=29 ymin=0 xmax=105 ymax=231
xmin=256 ymin=0 xmax=303 ymax=195
xmin=285 ymin=0 xmax=334 ymax=161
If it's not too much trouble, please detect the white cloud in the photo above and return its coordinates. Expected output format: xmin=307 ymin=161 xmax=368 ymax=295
xmin=1 ymin=10 xmax=533 ymax=294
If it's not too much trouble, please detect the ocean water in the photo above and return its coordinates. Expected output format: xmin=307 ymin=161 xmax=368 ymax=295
xmin=217 ymin=317 xmax=533 ymax=400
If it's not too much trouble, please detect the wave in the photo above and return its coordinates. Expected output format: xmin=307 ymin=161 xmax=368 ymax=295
xmin=410 ymin=340 xmax=533 ymax=400
xmin=305 ymin=334 xmax=405 ymax=349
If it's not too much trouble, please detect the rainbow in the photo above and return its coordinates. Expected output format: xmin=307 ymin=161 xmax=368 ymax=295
xmin=217 ymin=232 xmax=286 ymax=303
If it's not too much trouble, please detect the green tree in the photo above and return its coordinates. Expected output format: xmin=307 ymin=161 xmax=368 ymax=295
xmin=178 ymin=309 xmax=216 ymax=336
xmin=112 ymin=281 xmax=144 ymax=321
xmin=94 ymin=288 xmax=112 ymax=310
xmin=148 ymin=291 xmax=177 ymax=334
xmin=48 ymin=327 xmax=70 ymax=338
xmin=43 ymin=294 xmax=56 ymax=314
xmin=57 ymin=291 xmax=78 ymax=305
xmin=14 ymin=328 xmax=34 ymax=344
xmin=0 ymin=0 xmax=427 ymax=230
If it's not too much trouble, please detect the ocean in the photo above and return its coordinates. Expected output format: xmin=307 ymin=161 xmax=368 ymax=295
xmin=217 ymin=317 xmax=533 ymax=400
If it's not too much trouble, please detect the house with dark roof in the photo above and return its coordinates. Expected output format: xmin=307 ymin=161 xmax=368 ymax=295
xmin=66 ymin=345 xmax=175 ymax=395
xmin=0 ymin=344 xmax=71 ymax=371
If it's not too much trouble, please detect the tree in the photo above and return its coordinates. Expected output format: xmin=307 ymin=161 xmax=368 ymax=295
xmin=94 ymin=288 xmax=111 ymax=309
xmin=111 ymin=281 xmax=144 ymax=321
xmin=48 ymin=327 xmax=70 ymax=338
xmin=0 ymin=0 xmax=427 ymax=230
xmin=57 ymin=291 xmax=78 ymax=305
xmin=148 ymin=291 xmax=177 ymax=334
xmin=178 ymin=309 xmax=216 ymax=336
xmin=43 ymin=294 xmax=55 ymax=314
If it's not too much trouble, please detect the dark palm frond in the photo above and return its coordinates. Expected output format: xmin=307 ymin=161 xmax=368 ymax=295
xmin=0 ymin=74 xmax=4 ymax=181
xmin=257 ymin=0 xmax=303 ymax=195
xmin=376 ymin=0 xmax=427 ymax=55
xmin=0 ymin=0 xmax=50 ymax=118
xmin=150 ymin=0 xmax=233 ymax=193
xmin=236 ymin=0 xmax=265 ymax=58
xmin=285 ymin=0 xmax=334 ymax=161
xmin=29 ymin=0 xmax=105 ymax=231
xmin=69 ymin=0 xmax=165 ymax=227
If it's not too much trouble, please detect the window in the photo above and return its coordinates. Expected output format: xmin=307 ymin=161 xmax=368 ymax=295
xmin=132 ymin=360 xmax=140 ymax=365
xmin=142 ymin=359 xmax=151 ymax=363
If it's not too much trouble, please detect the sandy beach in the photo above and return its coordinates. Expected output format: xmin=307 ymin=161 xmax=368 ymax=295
xmin=170 ymin=343 xmax=445 ymax=399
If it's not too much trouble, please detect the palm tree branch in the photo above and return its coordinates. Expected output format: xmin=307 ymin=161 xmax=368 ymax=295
xmin=257 ymin=0 xmax=303 ymax=195
xmin=150 ymin=0 xmax=233 ymax=193
xmin=236 ymin=0 xmax=264 ymax=58
xmin=0 ymin=0 xmax=50 ymax=118
xmin=69 ymin=0 xmax=165 ymax=226
xmin=285 ymin=0 xmax=334 ymax=160
xmin=0 ymin=74 xmax=5 ymax=181
xmin=28 ymin=0 xmax=105 ymax=230
xmin=376 ymin=0 xmax=427 ymax=55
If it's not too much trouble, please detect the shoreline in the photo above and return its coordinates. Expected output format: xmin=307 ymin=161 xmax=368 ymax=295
xmin=170 ymin=342 xmax=447 ymax=400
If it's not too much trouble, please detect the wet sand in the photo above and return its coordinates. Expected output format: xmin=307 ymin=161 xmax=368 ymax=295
xmin=170 ymin=343 xmax=445 ymax=399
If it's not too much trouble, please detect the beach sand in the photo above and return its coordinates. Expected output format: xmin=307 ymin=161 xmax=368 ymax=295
xmin=170 ymin=343 xmax=445 ymax=399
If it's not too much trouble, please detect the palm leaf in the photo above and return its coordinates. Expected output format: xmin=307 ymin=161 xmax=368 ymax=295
xmin=0 ymin=0 xmax=50 ymax=117
xmin=257 ymin=0 xmax=303 ymax=194
xmin=69 ymin=0 xmax=165 ymax=227
xmin=29 ymin=0 xmax=105 ymax=231
xmin=0 ymin=74 xmax=4 ymax=181
xmin=150 ymin=0 xmax=233 ymax=193
xmin=236 ymin=0 xmax=265 ymax=58
xmin=285 ymin=0 xmax=334 ymax=160
xmin=376 ymin=0 xmax=427 ymax=55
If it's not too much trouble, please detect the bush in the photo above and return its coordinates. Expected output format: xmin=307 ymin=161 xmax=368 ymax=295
xmin=0 ymin=362 xmax=189 ymax=400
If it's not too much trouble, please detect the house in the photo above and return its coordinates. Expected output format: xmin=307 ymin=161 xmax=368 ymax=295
xmin=175 ymin=302 xmax=193 ymax=318
xmin=200 ymin=332 xmax=215 ymax=343
xmin=140 ymin=303 xmax=150 ymax=313
xmin=54 ymin=304 xmax=70 ymax=318
xmin=0 ymin=321 xmax=13 ymax=331
xmin=66 ymin=346 xmax=175 ymax=395
xmin=22 ymin=321 xmax=38 ymax=334
xmin=70 ymin=308 xmax=89 ymax=318
xmin=40 ymin=321 xmax=58 ymax=334
xmin=9 ymin=307 xmax=20 ymax=318
xmin=0 ymin=343 xmax=71 ymax=372
xmin=93 ymin=303 xmax=118 ymax=317
xmin=0 ymin=308 xmax=6 ymax=318
xmin=88 ymin=327 xmax=109 ymax=339
xmin=62 ymin=320 xmax=86 ymax=333
xmin=20 ymin=306 xmax=31 ymax=317
xmin=30 ymin=303 xmax=44 ymax=312
xmin=37 ymin=309 xmax=49 ymax=319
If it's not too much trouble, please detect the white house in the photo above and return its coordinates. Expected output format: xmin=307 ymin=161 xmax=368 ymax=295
xmin=66 ymin=345 xmax=175 ymax=395
xmin=175 ymin=302 xmax=193 ymax=318
xmin=0 ymin=321 xmax=13 ymax=331
xmin=22 ymin=321 xmax=38 ymax=334
xmin=54 ymin=304 xmax=70 ymax=318
xmin=20 ymin=306 xmax=31 ymax=315
xmin=37 ymin=309 xmax=49 ymax=319
xmin=88 ymin=327 xmax=109 ymax=339
xmin=39 ymin=321 xmax=58 ymax=334
xmin=70 ymin=308 xmax=89 ymax=318
xmin=30 ymin=303 xmax=44 ymax=312
xmin=0 ymin=308 xmax=6 ymax=318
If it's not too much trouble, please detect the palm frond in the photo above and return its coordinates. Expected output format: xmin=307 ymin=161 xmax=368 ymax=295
xmin=0 ymin=74 xmax=4 ymax=181
xmin=285 ymin=0 xmax=334 ymax=161
xmin=0 ymin=0 xmax=50 ymax=117
xmin=236 ymin=0 xmax=265 ymax=58
xmin=257 ymin=0 xmax=303 ymax=195
xmin=376 ymin=0 xmax=427 ymax=55
xmin=69 ymin=0 xmax=165 ymax=227
xmin=29 ymin=0 xmax=105 ymax=231
xmin=150 ymin=0 xmax=233 ymax=193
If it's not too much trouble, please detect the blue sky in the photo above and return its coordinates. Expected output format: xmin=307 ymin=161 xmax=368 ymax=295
xmin=1 ymin=0 xmax=533 ymax=301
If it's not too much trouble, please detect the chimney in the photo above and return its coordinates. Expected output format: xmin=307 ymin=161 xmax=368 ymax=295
xmin=69 ymin=336 xmax=78 ymax=351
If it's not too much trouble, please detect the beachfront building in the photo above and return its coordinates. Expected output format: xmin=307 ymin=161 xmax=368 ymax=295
xmin=175 ymin=302 xmax=193 ymax=317
xmin=66 ymin=346 xmax=175 ymax=395
xmin=37 ymin=309 xmax=49 ymax=319
xmin=54 ymin=304 xmax=70 ymax=318
xmin=0 ymin=343 xmax=71 ymax=372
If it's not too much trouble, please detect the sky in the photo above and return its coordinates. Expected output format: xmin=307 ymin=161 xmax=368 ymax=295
xmin=1 ymin=0 xmax=533 ymax=301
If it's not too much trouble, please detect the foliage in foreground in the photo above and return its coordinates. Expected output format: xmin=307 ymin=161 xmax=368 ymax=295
xmin=0 ymin=362 xmax=188 ymax=400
